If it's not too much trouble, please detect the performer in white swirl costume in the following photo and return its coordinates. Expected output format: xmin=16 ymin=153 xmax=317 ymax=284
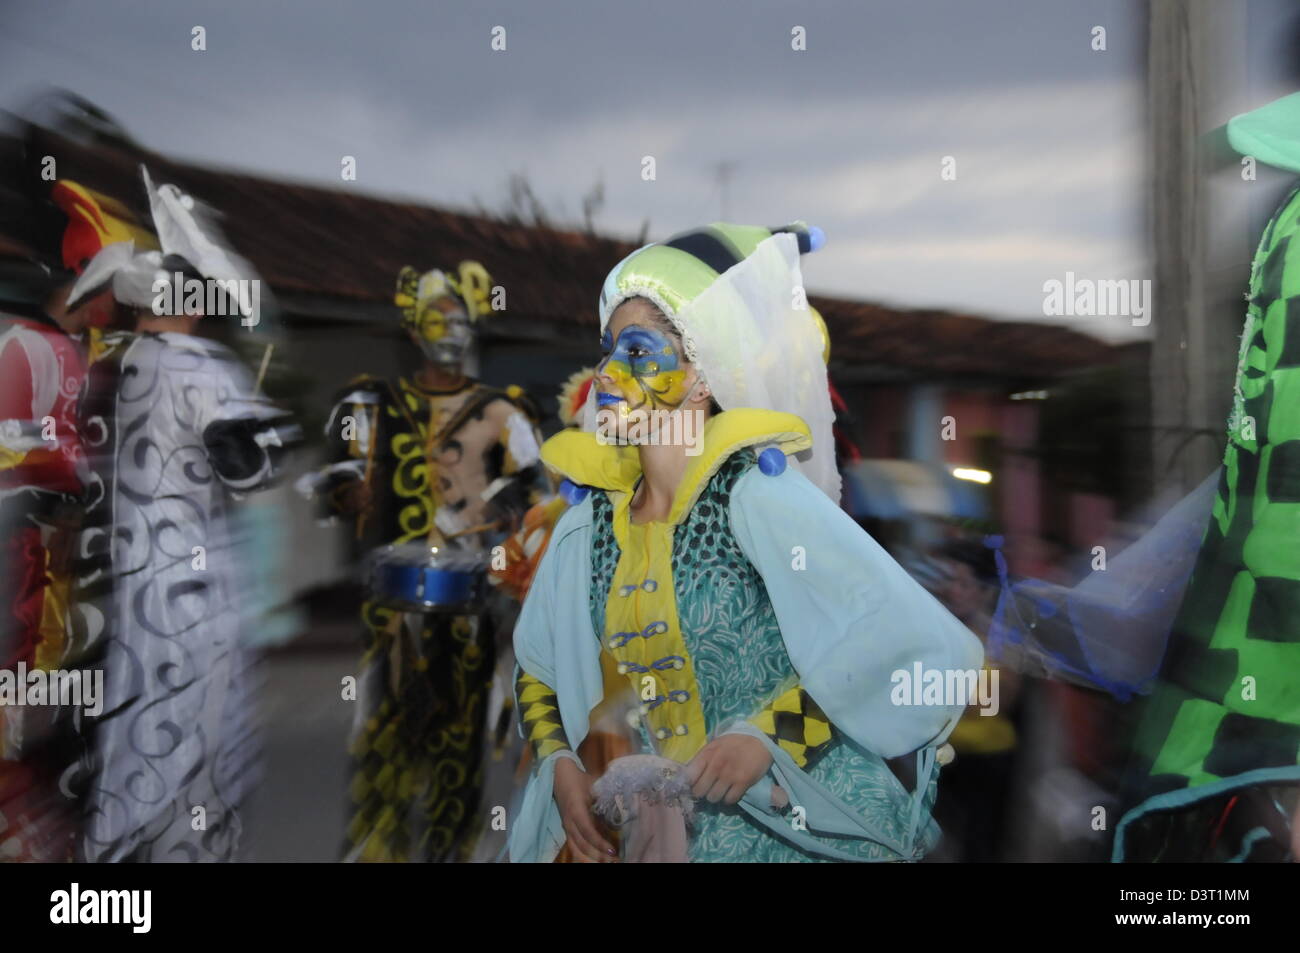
xmin=69 ymin=168 xmax=298 ymax=862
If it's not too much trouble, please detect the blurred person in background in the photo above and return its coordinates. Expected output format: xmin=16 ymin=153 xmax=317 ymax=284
xmin=1115 ymin=93 xmax=1300 ymax=862
xmin=301 ymin=262 xmax=543 ymax=863
xmin=490 ymin=366 xmax=641 ymax=862
xmin=924 ymin=538 xmax=1022 ymax=862
xmin=983 ymin=93 xmax=1300 ymax=863
xmin=0 ymin=243 xmax=88 ymax=863
xmin=487 ymin=367 xmax=595 ymax=607
xmin=70 ymin=169 xmax=299 ymax=862
xmin=0 ymin=175 xmax=149 ymax=861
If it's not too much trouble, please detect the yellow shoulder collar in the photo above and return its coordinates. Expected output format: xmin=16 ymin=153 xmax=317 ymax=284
xmin=540 ymin=408 xmax=811 ymax=524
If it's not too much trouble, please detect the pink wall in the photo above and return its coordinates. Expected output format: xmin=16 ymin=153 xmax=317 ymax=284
xmin=940 ymin=391 xmax=1000 ymax=465
xmin=999 ymin=402 xmax=1041 ymax=542
xmin=858 ymin=385 xmax=906 ymax=458
xmin=849 ymin=387 xmax=1065 ymax=561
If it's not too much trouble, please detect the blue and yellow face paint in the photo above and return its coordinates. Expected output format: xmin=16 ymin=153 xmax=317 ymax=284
xmin=596 ymin=324 xmax=691 ymax=412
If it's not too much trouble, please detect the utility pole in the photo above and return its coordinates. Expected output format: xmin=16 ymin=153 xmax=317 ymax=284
xmin=1147 ymin=0 xmax=1246 ymax=496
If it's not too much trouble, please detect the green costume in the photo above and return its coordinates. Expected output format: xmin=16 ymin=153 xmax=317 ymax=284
xmin=1114 ymin=93 xmax=1300 ymax=861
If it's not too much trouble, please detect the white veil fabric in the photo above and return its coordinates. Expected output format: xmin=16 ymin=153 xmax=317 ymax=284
xmin=581 ymin=233 xmax=839 ymax=503
xmin=987 ymin=469 xmax=1220 ymax=699
xmin=679 ymin=233 xmax=838 ymax=502
xmin=68 ymin=167 xmax=260 ymax=321
xmin=68 ymin=239 xmax=155 ymax=310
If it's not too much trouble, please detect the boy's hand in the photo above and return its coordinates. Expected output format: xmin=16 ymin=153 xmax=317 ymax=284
xmin=685 ymin=734 xmax=773 ymax=805
xmin=338 ymin=478 xmax=373 ymax=516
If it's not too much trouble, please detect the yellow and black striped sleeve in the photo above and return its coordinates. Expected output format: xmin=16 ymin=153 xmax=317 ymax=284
xmin=750 ymin=684 xmax=835 ymax=769
xmin=516 ymin=669 xmax=572 ymax=761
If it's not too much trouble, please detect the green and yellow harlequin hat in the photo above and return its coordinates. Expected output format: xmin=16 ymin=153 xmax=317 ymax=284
xmin=598 ymin=221 xmax=824 ymax=362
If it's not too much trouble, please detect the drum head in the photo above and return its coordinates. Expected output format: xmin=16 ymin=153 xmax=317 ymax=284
xmin=366 ymin=542 xmax=487 ymax=613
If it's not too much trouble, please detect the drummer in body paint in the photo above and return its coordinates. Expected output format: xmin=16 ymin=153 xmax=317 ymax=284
xmin=303 ymin=262 xmax=544 ymax=862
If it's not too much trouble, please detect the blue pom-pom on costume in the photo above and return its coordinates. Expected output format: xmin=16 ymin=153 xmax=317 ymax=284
xmin=807 ymin=226 xmax=826 ymax=252
xmin=757 ymin=447 xmax=787 ymax=476
xmin=559 ymin=478 xmax=591 ymax=504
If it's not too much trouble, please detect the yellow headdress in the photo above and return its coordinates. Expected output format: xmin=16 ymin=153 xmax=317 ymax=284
xmin=394 ymin=260 xmax=494 ymax=338
xmin=809 ymin=304 xmax=830 ymax=364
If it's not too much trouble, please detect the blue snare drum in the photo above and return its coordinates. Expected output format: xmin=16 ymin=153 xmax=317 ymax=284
xmin=366 ymin=543 xmax=486 ymax=613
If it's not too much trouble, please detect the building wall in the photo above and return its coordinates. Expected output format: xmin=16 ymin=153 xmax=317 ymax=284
xmin=841 ymin=382 xmax=906 ymax=458
xmin=941 ymin=390 xmax=1003 ymax=468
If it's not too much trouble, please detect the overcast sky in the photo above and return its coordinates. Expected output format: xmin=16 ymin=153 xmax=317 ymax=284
xmin=1 ymin=0 xmax=1152 ymax=339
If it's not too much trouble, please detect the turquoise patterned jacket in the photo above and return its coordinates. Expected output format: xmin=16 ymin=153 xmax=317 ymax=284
xmin=509 ymin=447 xmax=983 ymax=862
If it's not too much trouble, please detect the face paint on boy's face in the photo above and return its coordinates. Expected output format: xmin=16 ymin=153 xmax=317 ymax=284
xmin=596 ymin=324 xmax=691 ymax=411
xmin=414 ymin=308 xmax=472 ymax=365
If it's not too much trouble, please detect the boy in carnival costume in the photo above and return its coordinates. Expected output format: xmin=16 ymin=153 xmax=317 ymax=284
xmin=305 ymin=262 xmax=544 ymax=862
xmin=509 ymin=222 xmax=982 ymax=862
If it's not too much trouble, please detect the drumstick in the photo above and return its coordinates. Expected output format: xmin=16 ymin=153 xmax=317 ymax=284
xmin=444 ymin=519 xmax=504 ymax=540
xmin=355 ymin=403 xmax=379 ymax=540
xmin=253 ymin=342 xmax=275 ymax=393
